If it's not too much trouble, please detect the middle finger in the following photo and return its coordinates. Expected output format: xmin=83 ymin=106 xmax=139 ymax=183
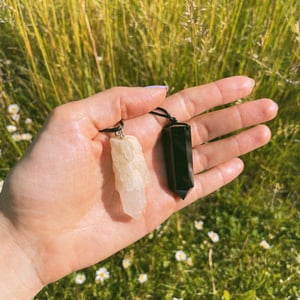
xmin=192 ymin=124 xmax=271 ymax=174
xmin=190 ymin=98 xmax=278 ymax=145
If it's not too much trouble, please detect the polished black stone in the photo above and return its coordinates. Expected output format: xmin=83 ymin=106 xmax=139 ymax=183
xmin=162 ymin=123 xmax=194 ymax=199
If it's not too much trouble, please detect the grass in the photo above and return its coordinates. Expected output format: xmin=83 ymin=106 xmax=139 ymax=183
xmin=0 ymin=0 xmax=300 ymax=299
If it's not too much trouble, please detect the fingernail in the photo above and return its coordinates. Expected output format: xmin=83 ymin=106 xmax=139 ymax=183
xmin=145 ymin=85 xmax=169 ymax=91
xmin=268 ymin=100 xmax=279 ymax=115
xmin=245 ymin=78 xmax=256 ymax=88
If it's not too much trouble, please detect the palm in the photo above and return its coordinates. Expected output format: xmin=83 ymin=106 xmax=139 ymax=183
xmin=1 ymin=76 xmax=277 ymax=285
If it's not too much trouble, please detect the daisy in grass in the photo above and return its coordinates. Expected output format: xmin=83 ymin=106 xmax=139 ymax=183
xmin=21 ymin=133 xmax=33 ymax=141
xmin=138 ymin=273 xmax=148 ymax=283
xmin=95 ymin=267 xmax=110 ymax=283
xmin=260 ymin=240 xmax=271 ymax=250
xmin=7 ymin=104 xmax=19 ymax=115
xmin=11 ymin=133 xmax=22 ymax=142
xmin=11 ymin=133 xmax=32 ymax=142
xmin=75 ymin=273 xmax=86 ymax=285
xmin=175 ymin=250 xmax=187 ymax=262
xmin=186 ymin=257 xmax=193 ymax=266
xmin=6 ymin=125 xmax=17 ymax=133
xmin=208 ymin=231 xmax=219 ymax=243
xmin=194 ymin=220 xmax=204 ymax=230
xmin=25 ymin=118 xmax=33 ymax=125
xmin=122 ymin=258 xmax=131 ymax=269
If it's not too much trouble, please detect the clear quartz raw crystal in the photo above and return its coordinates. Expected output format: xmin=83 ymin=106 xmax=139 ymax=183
xmin=110 ymin=135 xmax=149 ymax=218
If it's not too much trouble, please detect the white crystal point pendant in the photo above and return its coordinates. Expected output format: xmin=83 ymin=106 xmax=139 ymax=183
xmin=110 ymin=135 xmax=150 ymax=219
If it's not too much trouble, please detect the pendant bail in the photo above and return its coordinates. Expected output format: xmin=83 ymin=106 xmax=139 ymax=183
xmin=115 ymin=125 xmax=125 ymax=139
xmin=100 ymin=120 xmax=124 ymax=138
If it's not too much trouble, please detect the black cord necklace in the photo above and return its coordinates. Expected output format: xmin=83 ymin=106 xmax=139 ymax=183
xmin=150 ymin=107 xmax=194 ymax=199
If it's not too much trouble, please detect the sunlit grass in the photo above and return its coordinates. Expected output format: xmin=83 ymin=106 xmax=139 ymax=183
xmin=0 ymin=0 xmax=299 ymax=298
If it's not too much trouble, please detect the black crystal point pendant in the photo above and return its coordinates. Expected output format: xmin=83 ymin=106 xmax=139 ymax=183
xmin=162 ymin=122 xmax=194 ymax=199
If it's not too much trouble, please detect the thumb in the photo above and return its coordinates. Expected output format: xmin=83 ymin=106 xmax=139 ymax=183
xmin=76 ymin=86 xmax=168 ymax=130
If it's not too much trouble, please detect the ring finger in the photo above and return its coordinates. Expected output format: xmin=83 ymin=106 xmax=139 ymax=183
xmin=192 ymin=124 xmax=271 ymax=173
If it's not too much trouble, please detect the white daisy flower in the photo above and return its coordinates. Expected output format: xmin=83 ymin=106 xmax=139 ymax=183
xmin=138 ymin=273 xmax=148 ymax=283
xmin=186 ymin=257 xmax=193 ymax=266
xmin=21 ymin=133 xmax=33 ymax=141
xmin=208 ymin=231 xmax=220 ymax=243
xmin=7 ymin=104 xmax=19 ymax=115
xmin=175 ymin=250 xmax=187 ymax=262
xmin=122 ymin=258 xmax=131 ymax=269
xmin=75 ymin=273 xmax=86 ymax=284
xmin=194 ymin=220 xmax=204 ymax=230
xmin=11 ymin=133 xmax=22 ymax=142
xmin=95 ymin=267 xmax=109 ymax=283
xmin=25 ymin=118 xmax=33 ymax=125
xmin=260 ymin=240 xmax=271 ymax=250
xmin=6 ymin=125 xmax=17 ymax=133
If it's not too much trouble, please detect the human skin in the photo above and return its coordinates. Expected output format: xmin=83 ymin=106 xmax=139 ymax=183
xmin=0 ymin=76 xmax=278 ymax=299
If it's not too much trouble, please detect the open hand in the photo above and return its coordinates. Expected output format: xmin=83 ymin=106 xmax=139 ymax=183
xmin=0 ymin=76 xmax=278 ymax=294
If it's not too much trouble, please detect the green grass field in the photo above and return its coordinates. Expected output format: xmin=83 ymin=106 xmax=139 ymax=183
xmin=0 ymin=0 xmax=299 ymax=299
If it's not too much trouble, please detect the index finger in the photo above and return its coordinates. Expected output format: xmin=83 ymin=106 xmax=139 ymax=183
xmin=155 ymin=76 xmax=256 ymax=124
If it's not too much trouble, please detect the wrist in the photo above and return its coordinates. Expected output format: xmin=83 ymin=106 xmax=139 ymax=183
xmin=0 ymin=209 xmax=44 ymax=299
